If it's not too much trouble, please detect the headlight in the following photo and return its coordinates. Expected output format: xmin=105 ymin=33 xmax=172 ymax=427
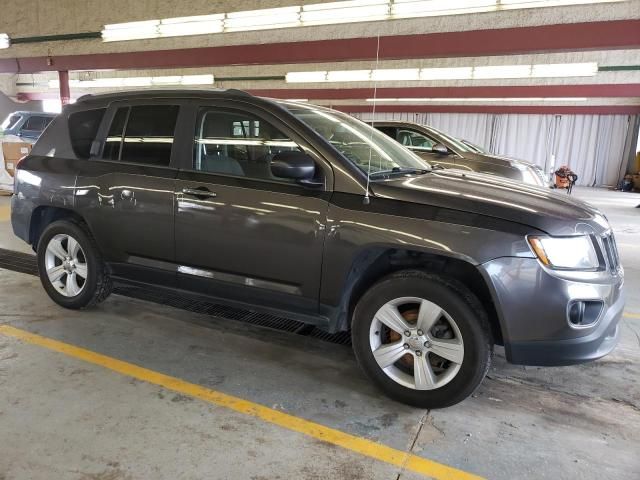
xmin=528 ymin=235 xmax=599 ymax=270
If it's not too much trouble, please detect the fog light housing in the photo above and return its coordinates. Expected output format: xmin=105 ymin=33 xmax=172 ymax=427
xmin=567 ymin=300 xmax=604 ymax=328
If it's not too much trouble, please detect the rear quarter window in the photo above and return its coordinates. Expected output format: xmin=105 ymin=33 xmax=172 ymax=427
xmin=68 ymin=108 xmax=106 ymax=159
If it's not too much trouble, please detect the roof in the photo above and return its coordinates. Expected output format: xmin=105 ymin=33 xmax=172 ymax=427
xmin=75 ymin=88 xmax=252 ymax=104
xmin=370 ymin=120 xmax=420 ymax=126
xmin=9 ymin=111 xmax=57 ymax=117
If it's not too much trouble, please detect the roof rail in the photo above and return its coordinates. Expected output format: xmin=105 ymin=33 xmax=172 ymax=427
xmin=74 ymin=88 xmax=253 ymax=103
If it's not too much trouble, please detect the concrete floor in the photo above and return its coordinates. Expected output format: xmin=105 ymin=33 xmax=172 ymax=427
xmin=0 ymin=187 xmax=639 ymax=480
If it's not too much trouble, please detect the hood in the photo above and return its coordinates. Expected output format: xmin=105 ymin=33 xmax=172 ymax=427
xmin=371 ymin=169 xmax=610 ymax=236
xmin=457 ymin=150 xmax=538 ymax=169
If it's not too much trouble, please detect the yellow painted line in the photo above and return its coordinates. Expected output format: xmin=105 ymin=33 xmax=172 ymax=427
xmin=0 ymin=324 xmax=482 ymax=480
xmin=0 ymin=205 xmax=10 ymax=222
xmin=624 ymin=312 xmax=640 ymax=320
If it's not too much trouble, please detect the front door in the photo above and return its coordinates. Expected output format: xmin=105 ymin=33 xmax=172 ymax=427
xmin=396 ymin=128 xmax=458 ymax=169
xmin=174 ymin=104 xmax=331 ymax=315
xmin=75 ymin=103 xmax=181 ymax=285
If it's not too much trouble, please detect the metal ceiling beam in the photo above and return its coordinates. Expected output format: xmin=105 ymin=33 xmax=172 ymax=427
xmin=16 ymin=83 xmax=640 ymax=102
xmin=244 ymin=84 xmax=640 ymax=99
xmin=334 ymin=105 xmax=640 ymax=114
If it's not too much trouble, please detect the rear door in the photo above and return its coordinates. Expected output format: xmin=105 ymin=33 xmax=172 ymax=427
xmin=75 ymin=101 xmax=183 ymax=285
xmin=173 ymin=101 xmax=332 ymax=315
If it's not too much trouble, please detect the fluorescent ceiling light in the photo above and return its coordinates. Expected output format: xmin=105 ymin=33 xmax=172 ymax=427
xmin=499 ymin=0 xmax=620 ymax=8
xmin=49 ymin=74 xmax=215 ymax=89
xmin=101 ymin=1 xmax=625 ymax=41
xmin=286 ymin=71 xmax=328 ymax=83
xmin=159 ymin=15 xmax=224 ymax=37
xmin=286 ymin=62 xmax=597 ymax=83
xmin=225 ymin=6 xmax=301 ymax=32
xmin=532 ymin=62 xmax=598 ymax=77
xmin=392 ymin=0 xmax=499 ymax=18
xmin=371 ymin=68 xmax=420 ymax=81
xmin=420 ymin=67 xmax=473 ymax=80
xmin=326 ymin=70 xmax=372 ymax=82
xmin=178 ymin=74 xmax=215 ymax=85
xmin=473 ymin=65 xmax=532 ymax=79
xmin=0 ymin=33 xmax=9 ymax=49
xmin=365 ymin=97 xmax=589 ymax=102
xmin=301 ymin=0 xmax=389 ymax=25
xmin=102 ymin=20 xmax=160 ymax=41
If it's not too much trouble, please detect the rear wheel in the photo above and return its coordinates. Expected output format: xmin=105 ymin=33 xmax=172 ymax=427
xmin=37 ymin=220 xmax=112 ymax=309
xmin=352 ymin=270 xmax=492 ymax=408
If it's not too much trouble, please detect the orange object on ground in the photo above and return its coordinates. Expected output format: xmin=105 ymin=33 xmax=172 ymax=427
xmin=554 ymin=165 xmax=578 ymax=194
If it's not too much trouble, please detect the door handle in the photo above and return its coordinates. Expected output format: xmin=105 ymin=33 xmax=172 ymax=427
xmin=182 ymin=187 xmax=217 ymax=199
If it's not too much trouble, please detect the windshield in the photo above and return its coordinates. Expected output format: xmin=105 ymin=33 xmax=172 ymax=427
xmin=1 ymin=114 xmax=21 ymax=131
xmin=280 ymin=102 xmax=431 ymax=176
xmin=460 ymin=139 xmax=487 ymax=154
xmin=422 ymin=125 xmax=474 ymax=153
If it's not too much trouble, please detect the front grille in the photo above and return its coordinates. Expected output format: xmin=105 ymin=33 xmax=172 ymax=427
xmin=601 ymin=233 xmax=621 ymax=273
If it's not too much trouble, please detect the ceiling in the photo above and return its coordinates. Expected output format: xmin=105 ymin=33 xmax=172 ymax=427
xmin=1 ymin=0 xmax=639 ymax=114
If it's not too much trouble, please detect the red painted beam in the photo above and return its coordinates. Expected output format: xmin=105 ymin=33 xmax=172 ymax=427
xmin=247 ymin=84 xmax=640 ymax=99
xmin=1 ymin=19 xmax=639 ymax=74
xmin=334 ymin=105 xmax=640 ymax=115
xmin=15 ymin=83 xmax=640 ymax=102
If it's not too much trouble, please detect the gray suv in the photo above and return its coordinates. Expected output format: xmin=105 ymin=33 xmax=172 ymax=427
xmin=1 ymin=111 xmax=56 ymax=141
xmin=11 ymin=90 xmax=624 ymax=408
xmin=374 ymin=121 xmax=549 ymax=187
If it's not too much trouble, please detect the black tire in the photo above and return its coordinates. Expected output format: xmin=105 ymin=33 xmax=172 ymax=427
xmin=36 ymin=219 xmax=112 ymax=309
xmin=351 ymin=270 xmax=493 ymax=409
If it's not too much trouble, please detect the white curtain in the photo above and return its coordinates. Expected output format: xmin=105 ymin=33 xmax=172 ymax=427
xmin=354 ymin=111 xmax=637 ymax=186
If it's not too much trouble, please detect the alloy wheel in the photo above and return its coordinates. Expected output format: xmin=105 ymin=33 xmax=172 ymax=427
xmin=44 ymin=234 xmax=88 ymax=297
xmin=369 ymin=296 xmax=464 ymax=390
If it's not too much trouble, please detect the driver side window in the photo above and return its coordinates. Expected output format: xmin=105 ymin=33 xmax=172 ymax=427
xmin=398 ymin=129 xmax=435 ymax=151
xmin=194 ymin=108 xmax=302 ymax=182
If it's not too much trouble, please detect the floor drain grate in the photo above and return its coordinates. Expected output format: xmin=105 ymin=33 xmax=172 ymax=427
xmin=0 ymin=247 xmax=351 ymax=346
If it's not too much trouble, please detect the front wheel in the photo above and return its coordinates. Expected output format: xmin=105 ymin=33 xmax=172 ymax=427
xmin=37 ymin=220 xmax=112 ymax=309
xmin=352 ymin=270 xmax=493 ymax=408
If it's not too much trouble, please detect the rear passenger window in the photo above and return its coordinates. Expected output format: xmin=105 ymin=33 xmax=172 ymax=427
xmin=102 ymin=105 xmax=179 ymax=166
xmin=68 ymin=108 xmax=106 ymax=159
xmin=194 ymin=108 xmax=301 ymax=180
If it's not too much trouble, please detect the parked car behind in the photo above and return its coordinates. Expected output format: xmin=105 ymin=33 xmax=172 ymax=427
xmin=374 ymin=121 xmax=549 ymax=187
xmin=1 ymin=111 xmax=56 ymax=141
xmin=460 ymin=138 xmax=487 ymax=154
xmin=12 ymin=91 xmax=623 ymax=408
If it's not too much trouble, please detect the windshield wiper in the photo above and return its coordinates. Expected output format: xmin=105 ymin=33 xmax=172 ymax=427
xmin=369 ymin=167 xmax=431 ymax=178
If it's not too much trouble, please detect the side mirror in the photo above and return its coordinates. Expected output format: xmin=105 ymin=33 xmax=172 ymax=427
xmin=432 ymin=143 xmax=449 ymax=155
xmin=271 ymin=151 xmax=317 ymax=184
xmin=431 ymin=163 xmax=445 ymax=170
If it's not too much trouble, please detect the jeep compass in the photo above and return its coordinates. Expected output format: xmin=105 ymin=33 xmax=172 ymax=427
xmin=11 ymin=90 xmax=624 ymax=408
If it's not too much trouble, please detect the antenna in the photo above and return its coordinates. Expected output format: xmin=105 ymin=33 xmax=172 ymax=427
xmin=363 ymin=34 xmax=381 ymax=206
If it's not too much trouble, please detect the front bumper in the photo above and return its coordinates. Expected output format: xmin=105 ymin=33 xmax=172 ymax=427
xmin=480 ymin=257 xmax=624 ymax=366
